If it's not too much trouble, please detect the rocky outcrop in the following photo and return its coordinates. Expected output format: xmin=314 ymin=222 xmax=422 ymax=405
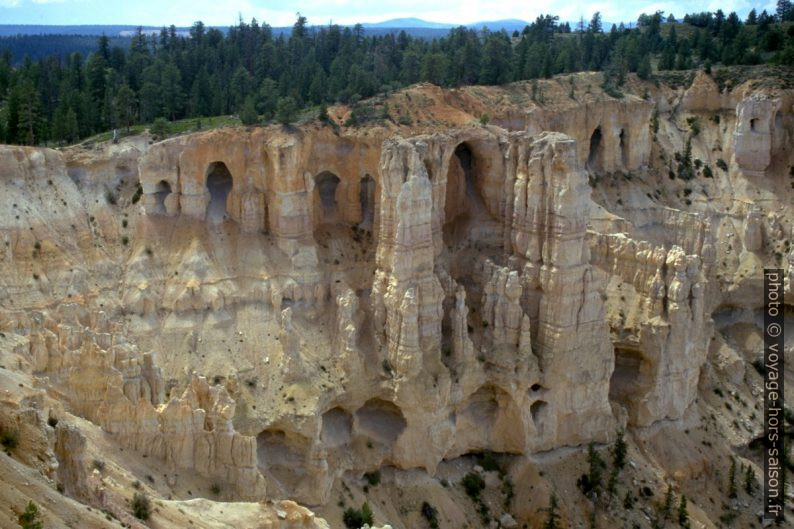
xmin=0 ymin=304 xmax=266 ymax=500
xmin=734 ymin=95 xmax=781 ymax=175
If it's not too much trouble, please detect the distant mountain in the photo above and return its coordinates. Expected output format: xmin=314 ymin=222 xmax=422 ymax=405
xmin=359 ymin=18 xmax=453 ymax=29
xmin=466 ymin=19 xmax=530 ymax=32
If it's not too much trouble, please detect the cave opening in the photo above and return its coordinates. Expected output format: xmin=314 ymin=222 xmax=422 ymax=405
xmin=355 ymin=398 xmax=407 ymax=444
xmin=619 ymin=128 xmax=629 ymax=168
xmin=206 ymin=161 xmax=233 ymax=222
xmin=530 ymin=400 xmax=548 ymax=433
xmin=608 ymin=346 xmax=649 ymax=407
xmin=321 ymin=407 xmax=353 ymax=447
xmin=256 ymin=429 xmax=309 ymax=492
xmin=154 ymin=180 xmax=171 ymax=213
xmin=315 ymin=171 xmax=341 ymax=224
xmin=443 ymin=142 xmax=493 ymax=248
xmin=359 ymin=174 xmax=375 ymax=228
xmin=750 ymin=118 xmax=757 ymax=132
xmin=588 ymin=127 xmax=604 ymax=171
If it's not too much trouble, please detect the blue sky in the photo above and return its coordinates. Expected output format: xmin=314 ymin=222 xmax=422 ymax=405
xmin=0 ymin=0 xmax=777 ymax=27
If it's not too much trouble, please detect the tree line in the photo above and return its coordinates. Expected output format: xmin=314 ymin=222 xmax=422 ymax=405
xmin=1 ymin=7 xmax=794 ymax=146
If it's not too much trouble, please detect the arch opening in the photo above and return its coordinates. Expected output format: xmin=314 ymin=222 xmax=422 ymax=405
xmin=750 ymin=118 xmax=757 ymax=132
xmin=588 ymin=127 xmax=604 ymax=172
xmin=206 ymin=162 xmax=233 ymax=222
xmin=315 ymin=171 xmax=341 ymax=224
xmin=359 ymin=174 xmax=375 ymax=229
xmin=154 ymin=180 xmax=171 ymax=213
xmin=443 ymin=142 xmax=496 ymax=248
xmin=608 ymin=346 xmax=650 ymax=408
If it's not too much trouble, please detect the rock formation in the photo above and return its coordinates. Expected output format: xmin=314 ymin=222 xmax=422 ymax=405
xmin=1 ymin=71 xmax=793 ymax=528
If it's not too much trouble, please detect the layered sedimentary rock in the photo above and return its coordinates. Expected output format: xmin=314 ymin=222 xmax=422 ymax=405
xmin=2 ymin=73 xmax=794 ymax=527
xmin=0 ymin=304 xmax=265 ymax=500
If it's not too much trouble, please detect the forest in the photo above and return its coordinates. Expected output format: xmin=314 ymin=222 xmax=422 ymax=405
xmin=1 ymin=6 xmax=794 ymax=146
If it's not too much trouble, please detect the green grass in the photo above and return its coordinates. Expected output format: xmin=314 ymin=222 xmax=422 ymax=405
xmin=75 ymin=105 xmax=331 ymax=147
xmin=78 ymin=114 xmax=243 ymax=146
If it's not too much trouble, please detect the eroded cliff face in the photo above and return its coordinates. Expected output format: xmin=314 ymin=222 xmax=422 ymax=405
xmin=0 ymin=71 xmax=793 ymax=528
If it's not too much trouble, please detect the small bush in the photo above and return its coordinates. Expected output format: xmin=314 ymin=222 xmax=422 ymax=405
xmin=686 ymin=116 xmax=701 ymax=136
xmin=151 ymin=117 xmax=170 ymax=139
xmin=479 ymin=113 xmax=490 ymax=126
xmin=363 ymin=470 xmax=381 ymax=486
xmin=716 ymin=158 xmax=728 ymax=171
xmin=93 ymin=459 xmax=106 ymax=471
xmin=462 ymin=472 xmax=485 ymax=498
xmin=18 ymin=501 xmax=43 ymax=529
xmin=342 ymin=502 xmax=373 ymax=529
xmin=421 ymin=501 xmax=439 ymax=529
xmin=131 ymin=492 xmax=151 ymax=520
xmin=476 ymin=451 xmax=503 ymax=474
xmin=210 ymin=482 xmax=221 ymax=495
xmin=105 ymin=190 xmax=118 ymax=205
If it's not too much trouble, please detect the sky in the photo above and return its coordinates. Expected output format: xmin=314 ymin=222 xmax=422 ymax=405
xmin=0 ymin=0 xmax=778 ymax=27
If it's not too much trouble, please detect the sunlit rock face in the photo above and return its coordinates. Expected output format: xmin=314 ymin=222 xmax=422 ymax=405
xmin=1 ymin=74 xmax=793 ymax=527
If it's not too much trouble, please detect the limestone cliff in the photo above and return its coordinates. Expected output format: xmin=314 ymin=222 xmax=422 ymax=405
xmin=0 ymin=70 xmax=792 ymax=528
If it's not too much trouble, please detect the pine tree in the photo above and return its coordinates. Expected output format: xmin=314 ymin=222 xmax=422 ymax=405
xmin=728 ymin=457 xmax=738 ymax=498
xmin=637 ymin=53 xmax=652 ymax=79
xmin=15 ymin=78 xmax=40 ymax=145
xmin=275 ymin=96 xmax=298 ymax=124
xmin=661 ymin=486 xmax=674 ymax=520
xmin=744 ymin=464 xmax=758 ymax=494
xmin=115 ymin=83 xmax=136 ymax=132
xmin=587 ymin=442 xmax=605 ymax=495
xmin=239 ymin=95 xmax=259 ymax=125
xmin=677 ymin=495 xmax=690 ymax=528
xmin=543 ymin=493 xmax=560 ymax=529
xmin=18 ymin=501 xmax=43 ymax=529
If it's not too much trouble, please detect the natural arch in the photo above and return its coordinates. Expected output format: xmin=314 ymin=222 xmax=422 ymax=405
xmin=154 ymin=180 xmax=171 ymax=213
xmin=443 ymin=142 xmax=493 ymax=248
xmin=359 ymin=174 xmax=375 ymax=228
xmin=609 ymin=346 xmax=651 ymax=408
xmin=315 ymin=171 xmax=341 ymax=225
xmin=588 ymin=127 xmax=604 ymax=171
xmin=206 ymin=161 xmax=233 ymax=222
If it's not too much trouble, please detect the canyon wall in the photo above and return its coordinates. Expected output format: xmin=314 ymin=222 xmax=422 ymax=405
xmin=1 ymin=73 xmax=793 ymax=523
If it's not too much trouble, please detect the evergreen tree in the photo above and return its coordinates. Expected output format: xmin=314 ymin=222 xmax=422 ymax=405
xmin=480 ymin=31 xmax=513 ymax=84
xmin=18 ymin=501 xmax=43 ymax=529
xmin=677 ymin=495 xmax=690 ymax=528
xmin=275 ymin=95 xmax=298 ymax=124
xmin=239 ymin=95 xmax=259 ymax=125
xmin=115 ymin=83 xmax=136 ymax=132
xmin=543 ymin=493 xmax=560 ymax=529
xmin=728 ymin=457 xmax=738 ymax=498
